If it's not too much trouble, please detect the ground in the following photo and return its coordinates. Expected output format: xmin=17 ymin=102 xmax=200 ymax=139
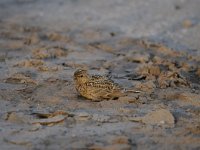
xmin=0 ymin=0 xmax=200 ymax=149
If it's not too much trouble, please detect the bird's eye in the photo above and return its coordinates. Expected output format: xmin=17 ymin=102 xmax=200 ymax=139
xmin=80 ymin=75 xmax=83 ymax=77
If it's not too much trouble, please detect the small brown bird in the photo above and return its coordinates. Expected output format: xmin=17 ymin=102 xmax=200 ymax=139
xmin=74 ymin=69 xmax=129 ymax=101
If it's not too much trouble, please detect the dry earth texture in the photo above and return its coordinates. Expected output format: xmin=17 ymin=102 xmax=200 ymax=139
xmin=0 ymin=0 xmax=200 ymax=150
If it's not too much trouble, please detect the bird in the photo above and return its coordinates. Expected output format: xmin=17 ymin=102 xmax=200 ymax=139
xmin=73 ymin=69 xmax=134 ymax=101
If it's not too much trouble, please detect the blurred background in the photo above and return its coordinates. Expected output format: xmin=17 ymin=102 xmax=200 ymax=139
xmin=1 ymin=0 xmax=200 ymax=50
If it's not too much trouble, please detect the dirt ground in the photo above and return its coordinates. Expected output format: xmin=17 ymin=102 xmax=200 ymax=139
xmin=0 ymin=0 xmax=200 ymax=149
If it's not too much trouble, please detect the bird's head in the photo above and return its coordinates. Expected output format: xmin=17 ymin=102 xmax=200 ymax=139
xmin=74 ymin=69 xmax=90 ymax=84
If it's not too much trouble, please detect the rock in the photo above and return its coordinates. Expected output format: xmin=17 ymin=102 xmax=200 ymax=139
xmin=31 ymin=115 xmax=67 ymax=126
xmin=129 ymin=109 xmax=175 ymax=126
xmin=32 ymin=110 xmax=70 ymax=118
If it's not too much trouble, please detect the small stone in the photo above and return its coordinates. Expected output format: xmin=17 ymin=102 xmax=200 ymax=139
xmin=129 ymin=109 xmax=175 ymax=126
xmin=31 ymin=115 xmax=67 ymax=125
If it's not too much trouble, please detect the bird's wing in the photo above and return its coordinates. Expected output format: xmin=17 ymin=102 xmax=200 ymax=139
xmin=85 ymin=79 xmax=123 ymax=100
xmin=90 ymin=75 xmax=110 ymax=81
xmin=87 ymin=79 xmax=121 ymax=90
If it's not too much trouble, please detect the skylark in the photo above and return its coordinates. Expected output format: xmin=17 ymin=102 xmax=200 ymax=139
xmin=74 ymin=69 xmax=127 ymax=101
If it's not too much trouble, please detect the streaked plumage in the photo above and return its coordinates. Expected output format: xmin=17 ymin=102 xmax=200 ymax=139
xmin=74 ymin=69 xmax=126 ymax=101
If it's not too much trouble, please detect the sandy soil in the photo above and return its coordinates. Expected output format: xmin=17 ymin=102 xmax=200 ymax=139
xmin=0 ymin=0 xmax=200 ymax=149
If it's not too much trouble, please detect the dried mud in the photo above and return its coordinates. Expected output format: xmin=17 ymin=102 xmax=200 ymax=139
xmin=0 ymin=0 xmax=200 ymax=150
